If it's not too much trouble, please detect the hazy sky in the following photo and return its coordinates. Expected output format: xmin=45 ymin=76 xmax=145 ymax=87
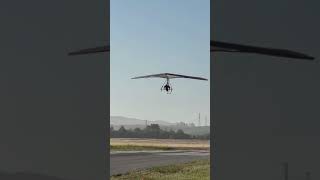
xmin=110 ymin=0 xmax=210 ymax=124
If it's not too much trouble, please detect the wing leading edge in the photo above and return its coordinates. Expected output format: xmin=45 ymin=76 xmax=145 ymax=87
xmin=132 ymin=73 xmax=208 ymax=81
xmin=211 ymin=41 xmax=315 ymax=60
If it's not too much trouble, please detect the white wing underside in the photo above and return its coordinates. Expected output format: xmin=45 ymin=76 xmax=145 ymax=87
xmin=132 ymin=73 xmax=208 ymax=81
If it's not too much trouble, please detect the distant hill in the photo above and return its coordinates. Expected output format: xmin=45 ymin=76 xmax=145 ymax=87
xmin=110 ymin=116 xmax=175 ymax=126
xmin=110 ymin=116 xmax=210 ymax=136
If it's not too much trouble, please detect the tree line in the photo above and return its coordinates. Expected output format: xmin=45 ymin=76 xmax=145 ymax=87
xmin=110 ymin=124 xmax=210 ymax=140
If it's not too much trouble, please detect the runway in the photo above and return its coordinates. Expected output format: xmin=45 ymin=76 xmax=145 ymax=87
xmin=110 ymin=150 xmax=210 ymax=175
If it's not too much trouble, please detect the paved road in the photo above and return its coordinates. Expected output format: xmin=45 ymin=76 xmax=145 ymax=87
xmin=110 ymin=150 xmax=210 ymax=175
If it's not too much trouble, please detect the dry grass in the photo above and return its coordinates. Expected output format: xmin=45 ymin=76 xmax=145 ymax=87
xmin=110 ymin=138 xmax=210 ymax=151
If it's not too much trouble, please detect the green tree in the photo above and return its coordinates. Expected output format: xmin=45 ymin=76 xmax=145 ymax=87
xmin=118 ymin=126 xmax=127 ymax=137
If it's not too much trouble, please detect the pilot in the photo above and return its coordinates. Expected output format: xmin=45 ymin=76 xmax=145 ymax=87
xmin=164 ymin=84 xmax=170 ymax=92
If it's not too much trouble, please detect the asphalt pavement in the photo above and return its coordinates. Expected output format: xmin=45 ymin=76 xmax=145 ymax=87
xmin=110 ymin=150 xmax=209 ymax=175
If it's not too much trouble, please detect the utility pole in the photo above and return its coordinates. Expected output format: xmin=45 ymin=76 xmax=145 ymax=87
xmin=198 ymin=113 xmax=201 ymax=127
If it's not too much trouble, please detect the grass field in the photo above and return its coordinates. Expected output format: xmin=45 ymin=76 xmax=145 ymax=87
xmin=110 ymin=138 xmax=210 ymax=151
xmin=111 ymin=159 xmax=210 ymax=180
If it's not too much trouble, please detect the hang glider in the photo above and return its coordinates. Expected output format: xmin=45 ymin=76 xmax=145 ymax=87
xmin=132 ymin=73 xmax=208 ymax=94
xmin=211 ymin=40 xmax=314 ymax=60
